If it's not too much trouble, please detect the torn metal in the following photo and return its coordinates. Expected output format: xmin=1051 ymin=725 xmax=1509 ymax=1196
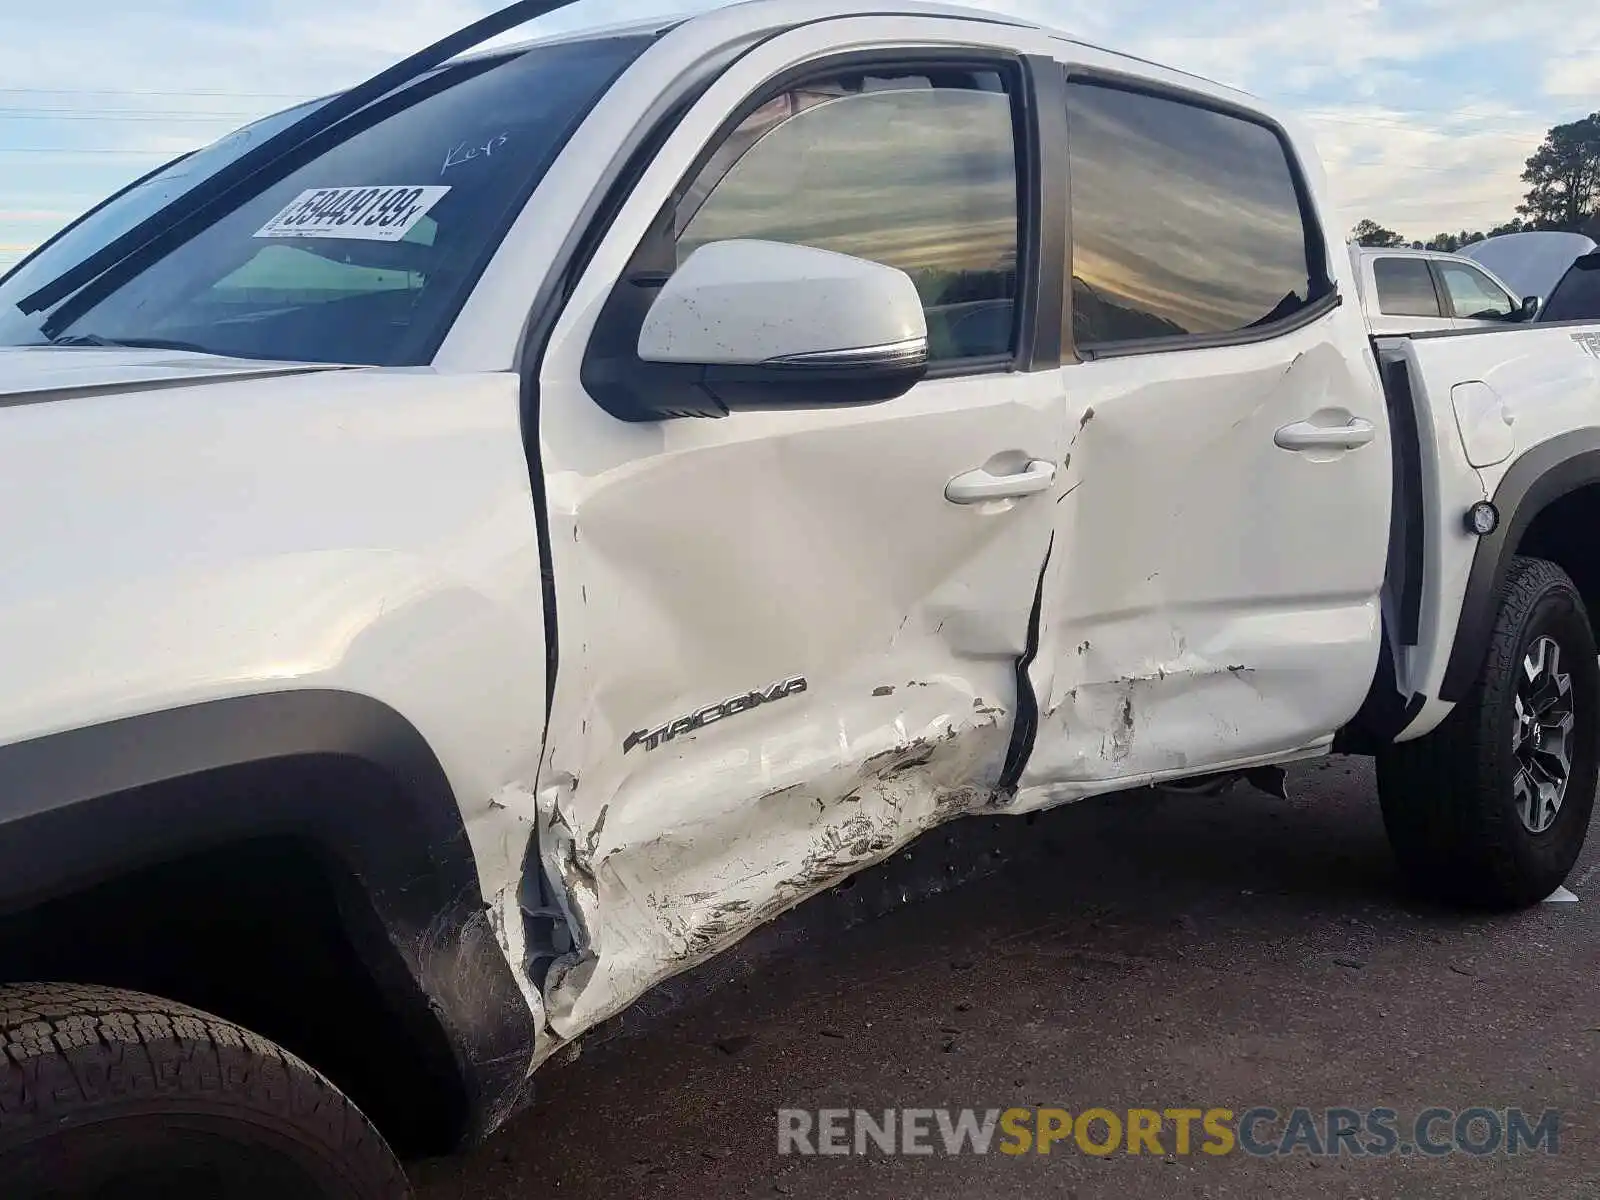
xmin=533 ymin=688 xmax=1010 ymax=1045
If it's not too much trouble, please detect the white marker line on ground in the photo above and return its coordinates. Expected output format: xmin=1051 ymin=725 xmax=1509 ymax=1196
xmin=1544 ymin=885 xmax=1579 ymax=903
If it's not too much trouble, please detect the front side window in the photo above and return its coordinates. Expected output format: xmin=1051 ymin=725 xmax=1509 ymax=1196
xmin=1437 ymin=262 xmax=1516 ymax=320
xmin=1065 ymin=81 xmax=1322 ymax=348
xmin=0 ymin=34 xmax=653 ymax=365
xmin=675 ymin=68 xmax=1021 ymax=364
xmin=1373 ymin=257 xmax=1443 ymax=317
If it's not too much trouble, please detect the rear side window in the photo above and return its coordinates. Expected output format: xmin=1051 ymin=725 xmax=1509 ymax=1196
xmin=676 ymin=68 xmax=1021 ymax=364
xmin=1065 ymin=81 xmax=1322 ymax=349
xmin=1372 ymin=257 xmax=1443 ymax=317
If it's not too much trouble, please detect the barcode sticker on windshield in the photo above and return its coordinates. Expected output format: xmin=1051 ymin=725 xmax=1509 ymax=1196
xmin=253 ymin=185 xmax=450 ymax=242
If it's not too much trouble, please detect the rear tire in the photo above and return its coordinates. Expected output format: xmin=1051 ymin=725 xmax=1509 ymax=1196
xmin=0 ymin=982 xmax=410 ymax=1200
xmin=1377 ymin=555 xmax=1599 ymax=908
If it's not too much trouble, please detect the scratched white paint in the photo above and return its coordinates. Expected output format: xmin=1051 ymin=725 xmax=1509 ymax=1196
xmin=528 ymin=11 xmax=1064 ymax=1047
xmin=451 ymin=3 xmax=1600 ymax=1051
xmin=517 ymin=7 xmax=1600 ymax=1044
xmin=5 ymin=0 xmax=1600 ymax=1123
xmin=1014 ymin=293 xmax=1393 ymax=805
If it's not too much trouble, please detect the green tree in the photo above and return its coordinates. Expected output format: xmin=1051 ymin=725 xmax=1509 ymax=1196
xmin=1518 ymin=114 xmax=1600 ymax=231
xmin=1351 ymin=218 xmax=1406 ymax=247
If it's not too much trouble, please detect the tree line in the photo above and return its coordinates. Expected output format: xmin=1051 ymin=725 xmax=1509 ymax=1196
xmin=1350 ymin=112 xmax=1600 ymax=250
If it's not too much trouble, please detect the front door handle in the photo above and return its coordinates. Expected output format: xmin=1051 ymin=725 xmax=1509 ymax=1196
xmin=945 ymin=459 xmax=1057 ymax=504
xmin=1274 ymin=417 xmax=1377 ymax=452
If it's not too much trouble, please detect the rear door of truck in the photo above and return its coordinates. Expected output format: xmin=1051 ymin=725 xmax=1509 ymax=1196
xmin=1012 ymin=47 xmax=1394 ymax=805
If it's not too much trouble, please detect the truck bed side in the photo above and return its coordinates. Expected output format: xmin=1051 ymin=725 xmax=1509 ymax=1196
xmin=1371 ymin=320 xmax=1600 ymax=741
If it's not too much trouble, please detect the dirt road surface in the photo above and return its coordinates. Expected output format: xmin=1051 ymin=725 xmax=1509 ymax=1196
xmin=415 ymin=758 xmax=1600 ymax=1199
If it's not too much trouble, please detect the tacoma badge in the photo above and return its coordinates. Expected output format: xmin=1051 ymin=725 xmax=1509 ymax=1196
xmin=623 ymin=676 xmax=808 ymax=754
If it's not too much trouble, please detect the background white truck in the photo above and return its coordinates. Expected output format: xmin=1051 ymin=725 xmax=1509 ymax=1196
xmin=2 ymin=1 xmax=1600 ymax=1196
xmin=1349 ymin=243 xmax=1539 ymax=336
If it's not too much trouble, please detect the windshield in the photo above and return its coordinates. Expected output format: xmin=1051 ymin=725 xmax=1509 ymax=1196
xmin=0 ymin=33 xmax=651 ymax=365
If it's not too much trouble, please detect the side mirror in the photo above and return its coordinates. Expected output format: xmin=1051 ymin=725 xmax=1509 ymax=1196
xmin=1517 ymin=295 xmax=1542 ymax=321
xmin=633 ymin=239 xmax=928 ymax=415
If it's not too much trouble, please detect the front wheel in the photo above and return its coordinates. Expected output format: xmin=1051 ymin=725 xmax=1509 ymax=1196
xmin=1377 ymin=555 xmax=1599 ymax=908
xmin=0 ymin=983 xmax=410 ymax=1200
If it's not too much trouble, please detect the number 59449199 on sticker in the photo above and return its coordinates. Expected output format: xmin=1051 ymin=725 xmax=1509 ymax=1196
xmin=252 ymin=184 xmax=450 ymax=242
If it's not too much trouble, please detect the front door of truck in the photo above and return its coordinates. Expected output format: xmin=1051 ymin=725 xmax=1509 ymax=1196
xmin=1015 ymin=61 xmax=1393 ymax=807
xmin=531 ymin=19 xmax=1068 ymax=1036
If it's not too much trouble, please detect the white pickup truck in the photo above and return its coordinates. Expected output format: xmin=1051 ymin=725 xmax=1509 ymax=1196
xmin=3 ymin=1 xmax=1600 ymax=1195
xmin=1349 ymin=243 xmax=1540 ymax=336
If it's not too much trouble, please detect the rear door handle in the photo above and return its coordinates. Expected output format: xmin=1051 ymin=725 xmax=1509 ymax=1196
xmin=945 ymin=459 xmax=1057 ymax=504
xmin=1274 ymin=417 xmax=1377 ymax=452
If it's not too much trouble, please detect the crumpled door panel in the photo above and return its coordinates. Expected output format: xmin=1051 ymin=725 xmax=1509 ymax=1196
xmin=532 ymin=371 xmax=1064 ymax=1044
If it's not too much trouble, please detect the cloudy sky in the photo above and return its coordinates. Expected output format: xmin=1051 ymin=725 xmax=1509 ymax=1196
xmin=0 ymin=0 xmax=1595 ymax=275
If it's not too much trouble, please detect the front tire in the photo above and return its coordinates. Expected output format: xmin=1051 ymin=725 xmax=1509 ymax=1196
xmin=1377 ymin=555 xmax=1599 ymax=908
xmin=0 ymin=983 xmax=410 ymax=1200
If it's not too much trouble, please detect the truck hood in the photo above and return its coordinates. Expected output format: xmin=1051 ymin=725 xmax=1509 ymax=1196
xmin=1461 ymin=232 xmax=1599 ymax=303
xmin=0 ymin=345 xmax=354 ymax=405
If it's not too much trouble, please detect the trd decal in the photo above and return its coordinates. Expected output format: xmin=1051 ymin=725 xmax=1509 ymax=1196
xmin=1574 ymin=332 xmax=1600 ymax=359
xmin=623 ymin=676 xmax=808 ymax=754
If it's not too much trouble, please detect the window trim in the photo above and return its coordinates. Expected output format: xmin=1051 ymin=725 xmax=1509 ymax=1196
xmin=1374 ymin=254 xmax=1446 ymax=319
xmin=1058 ymin=65 xmax=1339 ymax=361
xmin=578 ymin=45 xmax=1063 ymax=419
xmin=669 ymin=51 xmax=1039 ymax=372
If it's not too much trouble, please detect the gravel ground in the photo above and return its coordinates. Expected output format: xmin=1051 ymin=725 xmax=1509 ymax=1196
xmin=415 ymin=757 xmax=1600 ymax=1199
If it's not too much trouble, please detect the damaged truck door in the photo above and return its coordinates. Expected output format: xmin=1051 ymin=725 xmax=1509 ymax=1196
xmin=531 ymin=22 xmax=1068 ymax=1038
xmin=1013 ymin=67 xmax=1392 ymax=806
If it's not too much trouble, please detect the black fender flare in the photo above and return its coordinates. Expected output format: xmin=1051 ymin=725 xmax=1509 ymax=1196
xmin=1440 ymin=429 xmax=1600 ymax=702
xmin=0 ymin=689 xmax=538 ymax=1143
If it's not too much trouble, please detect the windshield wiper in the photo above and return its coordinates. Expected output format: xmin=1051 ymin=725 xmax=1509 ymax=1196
xmin=17 ymin=0 xmax=583 ymax=328
xmin=48 ymin=333 xmax=219 ymax=355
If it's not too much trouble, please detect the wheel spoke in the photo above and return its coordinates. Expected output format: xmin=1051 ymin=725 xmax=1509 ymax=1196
xmin=1512 ymin=635 xmax=1578 ymax=834
xmin=1528 ymin=751 xmax=1564 ymax=795
xmin=1513 ymin=768 xmax=1539 ymax=829
xmin=1534 ymin=670 xmax=1572 ymax=718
